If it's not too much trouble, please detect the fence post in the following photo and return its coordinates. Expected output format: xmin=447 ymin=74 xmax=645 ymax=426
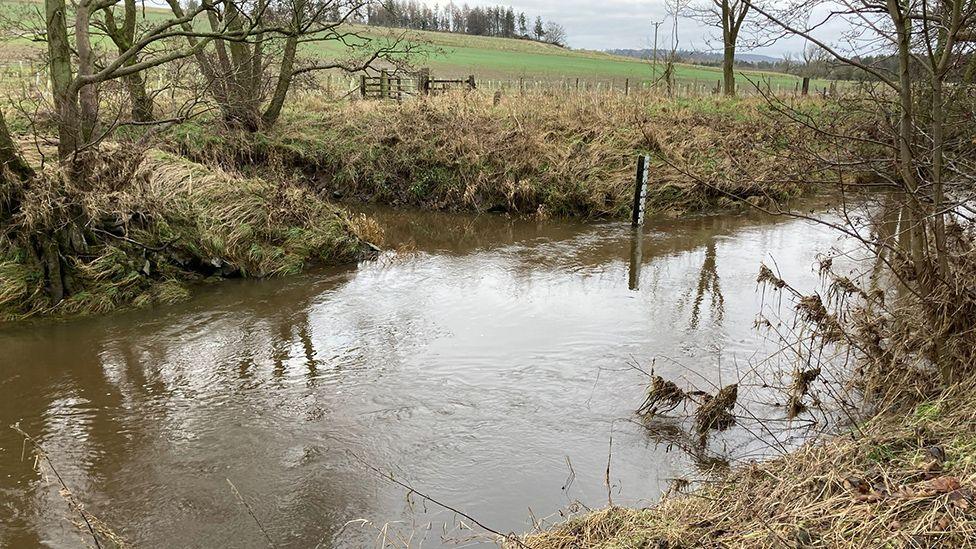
xmin=359 ymin=75 xmax=366 ymax=98
xmin=418 ymin=68 xmax=430 ymax=95
xmin=632 ymin=154 xmax=650 ymax=227
xmin=801 ymin=77 xmax=810 ymax=96
xmin=625 ymin=78 xmax=630 ymax=96
xmin=380 ymin=70 xmax=389 ymax=99
xmin=467 ymin=75 xmax=476 ymax=90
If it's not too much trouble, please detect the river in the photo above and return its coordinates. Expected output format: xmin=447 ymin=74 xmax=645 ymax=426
xmin=0 ymin=206 xmax=846 ymax=548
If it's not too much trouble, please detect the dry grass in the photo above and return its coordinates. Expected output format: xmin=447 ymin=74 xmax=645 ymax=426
xmin=167 ymin=91 xmax=850 ymax=218
xmin=520 ymin=380 xmax=976 ymax=548
xmin=0 ymin=149 xmax=366 ymax=321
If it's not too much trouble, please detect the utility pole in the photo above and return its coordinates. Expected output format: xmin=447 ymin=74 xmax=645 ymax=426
xmin=652 ymin=20 xmax=662 ymax=80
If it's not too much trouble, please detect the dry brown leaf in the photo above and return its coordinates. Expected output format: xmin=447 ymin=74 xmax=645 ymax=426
xmin=928 ymin=476 xmax=961 ymax=493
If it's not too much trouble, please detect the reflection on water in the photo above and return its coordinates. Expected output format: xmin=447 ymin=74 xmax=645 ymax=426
xmin=628 ymin=230 xmax=642 ymax=291
xmin=690 ymin=242 xmax=724 ymax=329
xmin=0 ymin=207 xmax=846 ymax=548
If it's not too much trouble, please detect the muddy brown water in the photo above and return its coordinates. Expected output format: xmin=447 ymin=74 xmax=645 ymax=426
xmin=1 ymin=207 xmax=847 ymax=548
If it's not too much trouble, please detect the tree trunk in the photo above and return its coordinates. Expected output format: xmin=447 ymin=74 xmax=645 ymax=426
xmin=0 ymin=109 xmax=33 ymax=182
xmin=220 ymin=0 xmax=263 ymax=129
xmin=722 ymin=42 xmax=736 ymax=96
xmin=261 ymin=35 xmax=299 ymax=128
xmin=45 ymin=0 xmax=81 ymax=162
xmin=0 ymin=109 xmax=33 ymax=224
xmin=104 ymin=0 xmax=154 ymax=123
xmin=123 ymin=72 xmax=154 ymax=123
xmin=164 ymin=0 xmax=232 ymax=118
xmin=74 ymin=0 xmax=99 ymax=144
xmin=888 ymin=0 xmax=926 ymax=272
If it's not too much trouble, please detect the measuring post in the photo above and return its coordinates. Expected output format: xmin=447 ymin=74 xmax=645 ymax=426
xmin=632 ymin=154 xmax=650 ymax=227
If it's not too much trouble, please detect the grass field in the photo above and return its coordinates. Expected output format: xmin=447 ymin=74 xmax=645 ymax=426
xmin=309 ymin=26 xmax=822 ymax=90
xmin=0 ymin=0 xmax=826 ymax=92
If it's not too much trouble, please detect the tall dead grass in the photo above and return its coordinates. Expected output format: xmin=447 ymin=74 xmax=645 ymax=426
xmin=167 ymin=92 xmax=846 ymax=218
xmin=0 ymin=149 xmax=366 ymax=321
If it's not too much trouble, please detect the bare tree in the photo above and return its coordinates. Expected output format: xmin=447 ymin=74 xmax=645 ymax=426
xmin=661 ymin=0 xmax=687 ymax=96
xmin=800 ymin=41 xmax=830 ymax=79
xmin=42 ymin=0 xmax=215 ymax=169
xmin=96 ymin=0 xmax=156 ymax=123
xmin=741 ymin=0 xmax=976 ymax=383
xmin=543 ymin=21 xmax=567 ymax=46
xmin=165 ymin=0 xmax=413 ymax=130
xmin=683 ymin=0 xmax=752 ymax=95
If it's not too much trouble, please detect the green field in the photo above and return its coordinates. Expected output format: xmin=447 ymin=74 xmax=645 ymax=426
xmin=313 ymin=26 xmax=822 ymax=90
xmin=0 ymin=0 xmax=825 ymax=92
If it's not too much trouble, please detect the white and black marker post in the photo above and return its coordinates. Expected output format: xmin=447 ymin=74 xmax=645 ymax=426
xmin=632 ymin=154 xmax=650 ymax=227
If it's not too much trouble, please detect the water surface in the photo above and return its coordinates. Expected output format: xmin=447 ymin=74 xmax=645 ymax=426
xmin=0 ymin=207 xmax=844 ymax=548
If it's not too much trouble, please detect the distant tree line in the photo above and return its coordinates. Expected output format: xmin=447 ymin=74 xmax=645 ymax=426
xmin=607 ymin=47 xmax=965 ymax=83
xmin=363 ymin=1 xmax=567 ymax=46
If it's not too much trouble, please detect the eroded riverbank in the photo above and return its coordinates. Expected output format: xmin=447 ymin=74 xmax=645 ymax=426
xmin=0 ymin=207 xmax=847 ymax=548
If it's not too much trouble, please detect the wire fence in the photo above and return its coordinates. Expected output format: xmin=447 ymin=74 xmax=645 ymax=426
xmin=0 ymin=61 xmax=850 ymax=105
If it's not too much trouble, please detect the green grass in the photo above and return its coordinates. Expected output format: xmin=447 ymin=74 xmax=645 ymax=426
xmin=0 ymin=0 xmax=828 ymax=91
xmin=306 ymin=25 xmax=819 ymax=89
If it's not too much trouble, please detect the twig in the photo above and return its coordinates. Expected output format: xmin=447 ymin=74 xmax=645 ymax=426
xmin=347 ymin=450 xmax=534 ymax=548
xmin=605 ymin=423 xmax=614 ymax=507
xmin=11 ymin=423 xmax=103 ymax=549
xmin=227 ymin=478 xmax=278 ymax=549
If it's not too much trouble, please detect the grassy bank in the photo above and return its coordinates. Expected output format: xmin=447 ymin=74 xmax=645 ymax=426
xmin=168 ymin=92 xmax=850 ymax=219
xmin=0 ymin=149 xmax=369 ymax=322
xmin=521 ymin=382 xmax=976 ymax=548
xmin=1 ymin=92 xmax=858 ymax=322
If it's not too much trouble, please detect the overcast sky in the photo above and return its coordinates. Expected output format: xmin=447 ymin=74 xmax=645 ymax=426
xmin=441 ymin=0 xmax=852 ymax=58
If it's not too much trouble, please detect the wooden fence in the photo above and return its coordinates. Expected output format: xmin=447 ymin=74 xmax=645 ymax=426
xmin=360 ymin=69 xmax=476 ymax=101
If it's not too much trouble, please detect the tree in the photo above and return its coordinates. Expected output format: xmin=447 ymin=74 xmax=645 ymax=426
xmin=518 ymin=12 xmax=527 ymax=36
xmin=467 ymin=6 xmax=488 ymax=35
xmin=97 ymin=0 xmax=155 ymax=122
xmin=42 ymin=0 xmax=213 ymax=169
xmin=165 ymin=0 xmax=410 ymax=130
xmin=743 ymin=0 xmax=976 ymax=383
xmin=543 ymin=21 xmax=567 ymax=46
xmin=684 ymin=0 xmax=751 ymax=95
xmin=533 ymin=16 xmax=544 ymax=40
xmin=503 ymin=8 xmax=516 ymax=37
xmin=800 ymin=42 xmax=830 ymax=79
